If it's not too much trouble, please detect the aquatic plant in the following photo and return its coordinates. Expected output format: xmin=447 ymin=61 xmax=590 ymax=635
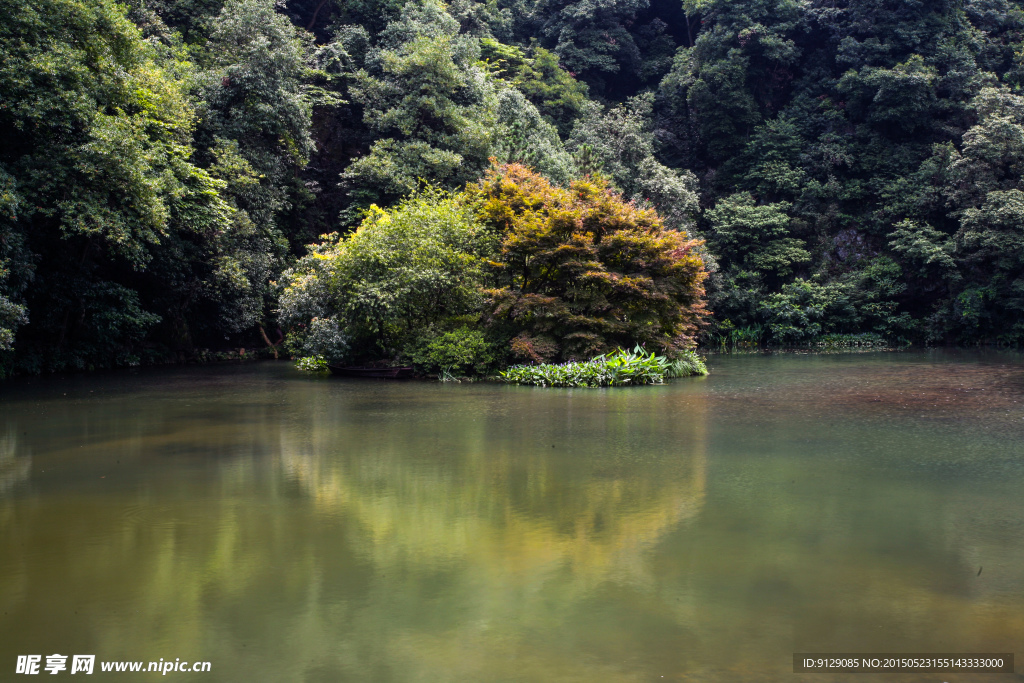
xmin=295 ymin=355 xmax=328 ymax=373
xmin=708 ymin=326 xmax=901 ymax=351
xmin=664 ymin=350 xmax=708 ymax=378
xmin=500 ymin=346 xmax=707 ymax=387
xmin=437 ymin=366 xmax=460 ymax=383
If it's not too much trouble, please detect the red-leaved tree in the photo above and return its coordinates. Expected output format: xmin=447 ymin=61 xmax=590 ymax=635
xmin=464 ymin=163 xmax=709 ymax=362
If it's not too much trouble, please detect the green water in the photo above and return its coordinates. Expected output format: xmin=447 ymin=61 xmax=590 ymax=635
xmin=1 ymin=351 xmax=1022 ymax=682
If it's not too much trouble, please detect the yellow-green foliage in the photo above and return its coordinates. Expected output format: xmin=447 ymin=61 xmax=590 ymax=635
xmin=464 ymin=163 xmax=709 ymax=363
xmin=279 ymin=190 xmax=492 ymax=360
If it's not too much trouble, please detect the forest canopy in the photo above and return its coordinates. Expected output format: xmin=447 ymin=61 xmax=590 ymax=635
xmin=3 ymin=0 xmax=1024 ymax=375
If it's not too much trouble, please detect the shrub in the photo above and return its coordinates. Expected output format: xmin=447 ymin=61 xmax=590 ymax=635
xmin=279 ymin=189 xmax=492 ymax=362
xmin=285 ymin=317 xmax=349 ymax=363
xmin=407 ymin=326 xmax=495 ymax=376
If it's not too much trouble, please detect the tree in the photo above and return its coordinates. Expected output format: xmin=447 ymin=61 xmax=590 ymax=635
xmin=279 ymin=190 xmax=492 ymax=361
xmin=0 ymin=169 xmax=28 ymax=363
xmin=12 ymin=0 xmax=1024 ymax=376
xmin=530 ymin=0 xmax=681 ymax=97
xmin=481 ymin=39 xmax=590 ymax=135
xmin=341 ymin=0 xmax=499 ymax=209
xmin=568 ymin=93 xmax=700 ymax=232
xmin=465 ymin=163 xmax=708 ymax=362
xmin=124 ymin=0 xmax=317 ymax=352
xmin=493 ymin=88 xmax=578 ymax=185
xmin=0 ymin=0 xmax=239 ymax=370
xmin=706 ymin=192 xmax=808 ymax=280
xmin=0 ymin=0 xmax=325 ymax=371
xmin=199 ymin=0 xmax=315 ymax=195
xmin=889 ymin=87 xmax=1024 ymax=342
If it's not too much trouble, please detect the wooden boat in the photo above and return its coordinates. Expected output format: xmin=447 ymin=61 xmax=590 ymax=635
xmin=327 ymin=365 xmax=414 ymax=379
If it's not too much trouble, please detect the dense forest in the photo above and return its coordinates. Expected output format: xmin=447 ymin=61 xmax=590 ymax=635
xmin=3 ymin=0 xmax=1024 ymax=376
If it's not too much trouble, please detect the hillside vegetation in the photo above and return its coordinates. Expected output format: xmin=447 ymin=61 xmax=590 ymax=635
xmin=3 ymin=0 xmax=1024 ymax=375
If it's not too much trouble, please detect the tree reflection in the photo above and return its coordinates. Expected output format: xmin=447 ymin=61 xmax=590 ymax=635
xmin=2 ymin=361 xmax=1024 ymax=682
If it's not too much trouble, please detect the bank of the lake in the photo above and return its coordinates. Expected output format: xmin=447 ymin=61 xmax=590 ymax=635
xmin=1 ymin=351 xmax=1022 ymax=682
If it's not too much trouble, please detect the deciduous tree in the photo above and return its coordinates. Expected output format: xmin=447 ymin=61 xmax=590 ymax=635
xmin=465 ymin=163 xmax=708 ymax=361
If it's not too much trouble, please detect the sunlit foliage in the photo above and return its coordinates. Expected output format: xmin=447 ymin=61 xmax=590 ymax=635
xmin=465 ymin=163 xmax=709 ymax=362
xmin=279 ymin=190 xmax=492 ymax=362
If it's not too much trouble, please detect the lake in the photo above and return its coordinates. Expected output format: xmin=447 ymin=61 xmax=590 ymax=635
xmin=1 ymin=351 xmax=1022 ymax=681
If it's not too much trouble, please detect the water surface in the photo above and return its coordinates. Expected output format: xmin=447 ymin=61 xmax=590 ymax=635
xmin=1 ymin=351 xmax=1022 ymax=681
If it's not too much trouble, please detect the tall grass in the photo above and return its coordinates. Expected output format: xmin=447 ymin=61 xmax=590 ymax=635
xmin=663 ymin=350 xmax=708 ymax=378
xmin=499 ymin=347 xmax=708 ymax=388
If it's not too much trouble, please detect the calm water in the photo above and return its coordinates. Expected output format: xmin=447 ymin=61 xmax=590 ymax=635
xmin=1 ymin=351 xmax=1023 ymax=682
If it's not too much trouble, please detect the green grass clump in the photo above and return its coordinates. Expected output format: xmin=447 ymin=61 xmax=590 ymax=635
xmin=295 ymin=355 xmax=329 ymax=373
xmin=664 ymin=350 xmax=708 ymax=378
xmin=499 ymin=347 xmax=707 ymax=388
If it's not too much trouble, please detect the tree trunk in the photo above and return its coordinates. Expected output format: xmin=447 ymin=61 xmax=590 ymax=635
xmin=306 ymin=0 xmax=330 ymax=30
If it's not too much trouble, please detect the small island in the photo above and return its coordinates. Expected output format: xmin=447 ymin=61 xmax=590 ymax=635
xmin=281 ymin=165 xmax=708 ymax=381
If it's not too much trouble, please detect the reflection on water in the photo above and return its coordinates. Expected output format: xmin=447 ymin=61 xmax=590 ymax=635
xmin=0 ymin=430 xmax=30 ymax=497
xmin=0 ymin=351 xmax=1022 ymax=682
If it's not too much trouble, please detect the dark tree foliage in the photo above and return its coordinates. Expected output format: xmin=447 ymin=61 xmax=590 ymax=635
xmin=657 ymin=0 xmax=1024 ymax=344
xmin=1 ymin=0 xmax=232 ymax=373
xmin=5 ymin=0 xmax=1024 ymax=376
